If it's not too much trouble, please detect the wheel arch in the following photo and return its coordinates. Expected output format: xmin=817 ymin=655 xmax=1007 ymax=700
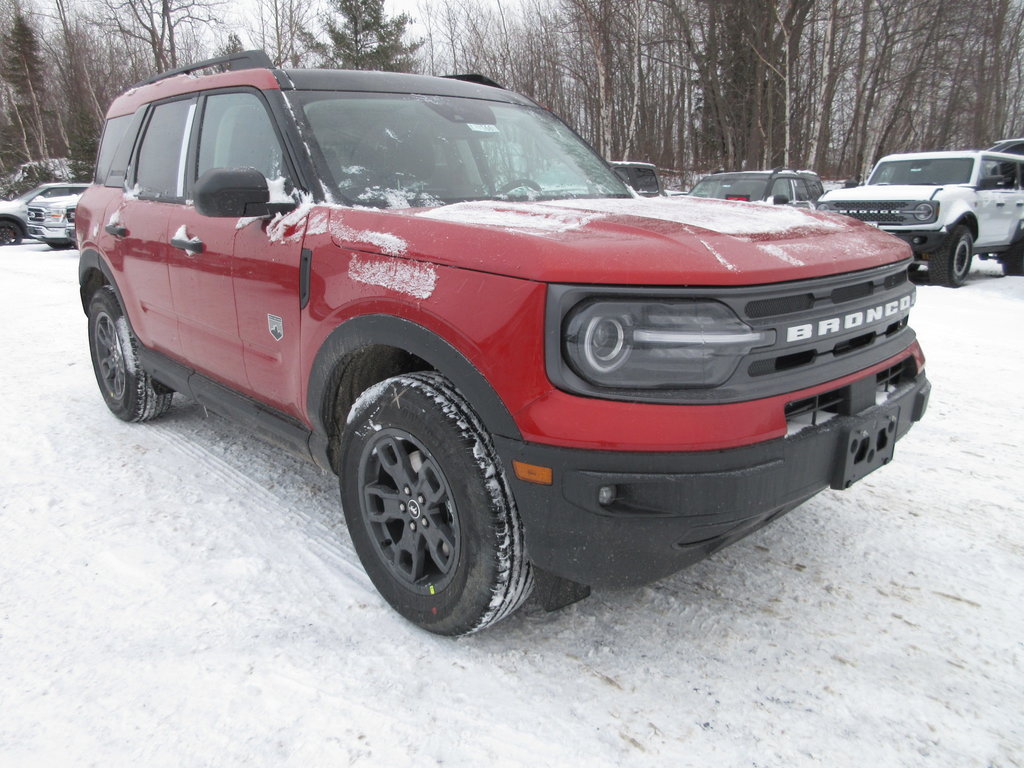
xmin=0 ymin=215 xmax=26 ymax=237
xmin=78 ymin=248 xmax=122 ymax=314
xmin=951 ymin=213 xmax=979 ymax=242
xmin=307 ymin=315 xmax=522 ymax=472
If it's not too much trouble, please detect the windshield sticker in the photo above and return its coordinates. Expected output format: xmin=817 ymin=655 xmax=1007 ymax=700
xmin=467 ymin=123 xmax=499 ymax=133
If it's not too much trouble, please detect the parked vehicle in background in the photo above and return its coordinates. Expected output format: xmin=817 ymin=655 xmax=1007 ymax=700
xmin=0 ymin=182 xmax=88 ymax=245
xmin=77 ymin=50 xmax=929 ymax=636
xmin=989 ymin=138 xmax=1024 ymax=156
xmin=27 ymin=194 xmax=83 ymax=248
xmin=817 ymin=150 xmax=1024 ymax=286
xmin=609 ymin=161 xmax=667 ymax=196
xmin=689 ymin=169 xmax=824 ymax=208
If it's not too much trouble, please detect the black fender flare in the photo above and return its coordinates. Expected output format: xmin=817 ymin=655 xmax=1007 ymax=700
xmin=306 ymin=314 xmax=522 ymax=455
xmin=78 ymin=248 xmax=123 ymax=314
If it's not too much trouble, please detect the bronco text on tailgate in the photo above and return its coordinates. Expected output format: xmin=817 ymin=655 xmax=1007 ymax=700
xmin=77 ymin=51 xmax=930 ymax=635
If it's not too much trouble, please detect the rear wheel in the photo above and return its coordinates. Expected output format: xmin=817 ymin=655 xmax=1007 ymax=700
xmin=87 ymin=286 xmax=173 ymax=422
xmin=339 ymin=373 xmax=533 ymax=635
xmin=929 ymin=225 xmax=973 ymax=287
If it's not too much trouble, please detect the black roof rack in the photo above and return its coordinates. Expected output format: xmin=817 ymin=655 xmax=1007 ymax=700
xmin=134 ymin=49 xmax=274 ymax=88
xmin=443 ymin=73 xmax=504 ymax=89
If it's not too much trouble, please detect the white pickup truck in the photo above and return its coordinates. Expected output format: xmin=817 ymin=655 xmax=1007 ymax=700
xmin=817 ymin=151 xmax=1024 ymax=286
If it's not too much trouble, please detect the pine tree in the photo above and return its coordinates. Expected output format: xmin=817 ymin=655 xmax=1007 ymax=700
xmin=309 ymin=0 xmax=420 ymax=72
xmin=1 ymin=11 xmax=51 ymax=163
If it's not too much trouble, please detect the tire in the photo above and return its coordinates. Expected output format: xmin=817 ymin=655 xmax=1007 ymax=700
xmin=929 ymin=225 xmax=973 ymax=287
xmin=339 ymin=373 xmax=534 ymax=635
xmin=0 ymin=221 xmax=22 ymax=245
xmin=87 ymin=286 xmax=173 ymax=422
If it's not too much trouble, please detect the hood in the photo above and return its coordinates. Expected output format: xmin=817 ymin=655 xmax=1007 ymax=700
xmin=29 ymin=194 xmax=82 ymax=210
xmin=326 ymin=196 xmax=909 ymax=286
xmin=821 ymin=184 xmax=960 ymax=203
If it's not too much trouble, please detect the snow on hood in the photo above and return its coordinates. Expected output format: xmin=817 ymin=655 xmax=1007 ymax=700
xmin=417 ymin=196 xmax=845 ymax=239
xmin=324 ymin=196 xmax=907 ymax=286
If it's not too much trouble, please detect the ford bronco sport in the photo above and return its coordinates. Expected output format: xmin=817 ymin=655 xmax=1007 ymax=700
xmin=77 ymin=51 xmax=930 ymax=635
xmin=817 ymin=150 xmax=1024 ymax=285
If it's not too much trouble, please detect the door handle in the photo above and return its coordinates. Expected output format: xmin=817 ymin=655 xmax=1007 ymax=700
xmin=996 ymin=202 xmax=1006 ymax=207
xmin=1017 ymin=201 xmax=1024 ymax=207
xmin=171 ymin=234 xmax=204 ymax=254
xmin=105 ymin=223 xmax=127 ymax=238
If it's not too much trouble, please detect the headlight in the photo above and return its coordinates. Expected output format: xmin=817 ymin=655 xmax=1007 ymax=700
xmin=816 ymin=201 xmax=833 ymax=211
xmin=563 ymin=300 xmax=775 ymax=389
xmin=912 ymin=202 xmax=936 ymax=221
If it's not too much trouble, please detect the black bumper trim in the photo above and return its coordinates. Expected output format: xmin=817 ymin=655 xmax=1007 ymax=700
xmin=494 ymin=371 xmax=929 ymax=589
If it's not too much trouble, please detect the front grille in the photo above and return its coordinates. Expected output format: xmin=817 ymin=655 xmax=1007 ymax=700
xmin=830 ymin=201 xmax=929 ymax=227
xmin=785 ymin=355 xmax=918 ymax=430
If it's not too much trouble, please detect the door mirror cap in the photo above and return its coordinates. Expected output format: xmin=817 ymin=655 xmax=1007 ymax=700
xmin=194 ymin=167 xmax=296 ymax=218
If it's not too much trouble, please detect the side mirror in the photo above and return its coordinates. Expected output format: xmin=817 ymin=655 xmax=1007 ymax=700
xmin=977 ymin=175 xmax=1005 ymax=190
xmin=772 ymin=194 xmax=791 ymax=205
xmin=193 ymin=167 xmax=296 ymax=218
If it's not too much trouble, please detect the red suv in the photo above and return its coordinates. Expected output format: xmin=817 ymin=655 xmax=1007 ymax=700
xmin=78 ymin=51 xmax=930 ymax=635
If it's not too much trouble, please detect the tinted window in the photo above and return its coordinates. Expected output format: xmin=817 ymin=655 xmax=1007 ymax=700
xmin=769 ymin=178 xmax=793 ymax=200
xmin=981 ymin=158 xmax=1018 ymax=188
xmin=196 ymin=91 xmax=287 ymax=183
xmin=629 ymin=167 xmax=661 ymax=194
xmin=792 ymin=179 xmax=810 ymax=202
xmin=689 ymin=176 xmax=769 ymax=201
xmin=135 ymin=99 xmax=195 ymax=200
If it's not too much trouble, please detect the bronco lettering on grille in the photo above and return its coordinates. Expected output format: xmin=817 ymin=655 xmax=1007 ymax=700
xmin=785 ymin=294 xmax=914 ymax=343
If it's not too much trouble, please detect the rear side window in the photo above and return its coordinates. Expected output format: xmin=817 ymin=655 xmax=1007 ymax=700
xmin=95 ymin=115 xmax=131 ymax=185
xmin=135 ymin=99 xmax=196 ymax=200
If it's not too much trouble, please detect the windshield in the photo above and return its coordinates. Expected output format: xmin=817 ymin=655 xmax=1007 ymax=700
xmin=868 ymin=158 xmax=975 ymax=186
xmin=689 ymin=176 xmax=768 ymax=202
xmin=289 ymin=92 xmax=629 ymax=208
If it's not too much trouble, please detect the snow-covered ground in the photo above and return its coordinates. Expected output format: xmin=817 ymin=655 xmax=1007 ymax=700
xmin=1 ymin=242 xmax=1021 ymax=767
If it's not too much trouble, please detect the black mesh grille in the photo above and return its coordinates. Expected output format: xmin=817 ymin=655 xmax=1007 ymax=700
xmin=745 ymin=293 xmax=813 ymax=318
xmin=831 ymin=282 xmax=873 ymax=304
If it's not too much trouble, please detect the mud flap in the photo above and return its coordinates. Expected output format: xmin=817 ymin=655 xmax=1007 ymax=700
xmin=831 ymin=404 xmax=900 ymax=490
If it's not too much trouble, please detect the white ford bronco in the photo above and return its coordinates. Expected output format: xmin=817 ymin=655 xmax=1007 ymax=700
xmin=817 ymin=151 xmax=1024 ymax=286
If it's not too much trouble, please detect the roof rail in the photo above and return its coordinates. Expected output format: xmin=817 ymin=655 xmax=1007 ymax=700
xmin=134 ymin=49 xmax=274 ymax=88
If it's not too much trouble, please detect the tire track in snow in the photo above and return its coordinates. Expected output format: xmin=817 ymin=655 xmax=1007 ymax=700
xmin=145 ymin=418 xmax=375 ymax=597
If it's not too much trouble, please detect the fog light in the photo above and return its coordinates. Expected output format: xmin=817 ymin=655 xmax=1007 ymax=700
xmin=597 ymin=485 xmax=616 ymax=505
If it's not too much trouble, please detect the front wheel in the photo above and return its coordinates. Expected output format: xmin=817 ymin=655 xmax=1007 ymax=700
xmin=87 ymin=286 xmax=173 ymax=422
xmin=0 ymin=221 xmax=22 ymax=245
xmin=929 ymin=225 xmax=973 ymax=287
xmin=339 ymin=373 xmax=533 ymax=635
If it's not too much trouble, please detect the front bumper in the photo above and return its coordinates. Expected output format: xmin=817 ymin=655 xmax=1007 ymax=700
xmin=496 ymin=368 xmax=930 ymax=589
xmin=28 ymin=224 xmax=73 ymax=245
xmin=885 ymin=228 xmax=948 ymax=255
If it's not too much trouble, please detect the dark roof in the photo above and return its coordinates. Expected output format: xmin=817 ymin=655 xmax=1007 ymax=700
xmin=279 ymin=68 xmax=537 ymax=107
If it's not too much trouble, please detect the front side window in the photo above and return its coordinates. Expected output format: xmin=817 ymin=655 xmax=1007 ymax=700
xmin=135 ymin=98 xmax=195 ymax=200
xmin=289 ymin=92 xmax=628 ymax=208
xmin=196 ymin=91 xmax=288 ymax=184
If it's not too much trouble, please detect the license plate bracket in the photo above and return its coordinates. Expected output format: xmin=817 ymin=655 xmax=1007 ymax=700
xmin=831 ymin=404 xmax=900 ymax=490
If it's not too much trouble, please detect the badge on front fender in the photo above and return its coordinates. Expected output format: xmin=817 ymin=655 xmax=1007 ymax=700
xmin=267 ymin=314 xmax=284 ymax=341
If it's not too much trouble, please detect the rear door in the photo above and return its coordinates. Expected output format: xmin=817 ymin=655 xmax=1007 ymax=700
xmin=117 ymin=96 xmax=199 ymax=358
